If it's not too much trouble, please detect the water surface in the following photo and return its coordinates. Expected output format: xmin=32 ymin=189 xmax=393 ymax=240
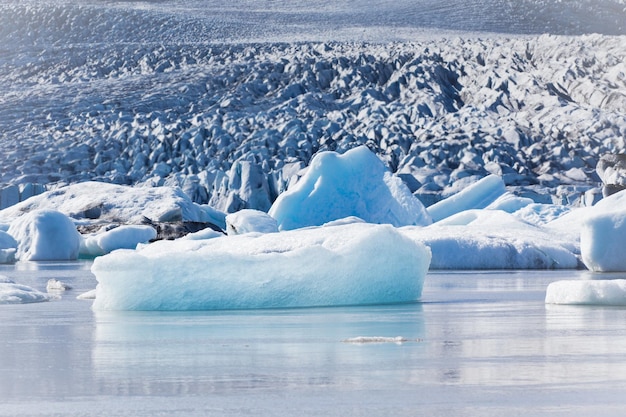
xmin=1 ymin=263 xmax=626 ymax=416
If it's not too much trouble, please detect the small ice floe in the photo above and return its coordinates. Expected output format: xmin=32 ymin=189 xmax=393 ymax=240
xmin=341 ymin=336 xmax=419 ymax=344
xmin=77 ymin=289 xmax=97 ymax=300
xmin=46 ymin=279 xmax=72 ymax=292
xmin=545 ymin=279 xmax=626 ymax=306
xmin=0 ymin=275 xmax=50 ymax=304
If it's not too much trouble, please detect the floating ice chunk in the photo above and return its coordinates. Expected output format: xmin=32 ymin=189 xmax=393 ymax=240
xmin=268 ymin=146 xmax=432 ymax=231
xmin=0 ymin=276 xmax=50 ymax=304
xmin=81 ymin=225 xmax=157 ymax=257
xmin=341 ymin=336 xmax=417 ymax=344
xmin=46 ymin=279 xmax=72 ymax=292
xmin=77 ymin=289 xmax=97 ymax=300
xmin=8 ymin=209 xmax=81 ymax=261
xmin=225 ymin=209 xmax=278 ymax=236
xmin=92 ymin=222 xmax=431 ymax=311
xmin=545 ymin=280 xmax=626 ymax=305
xmin=427 ymin=175 xmax=506 ymax=223
xmin=579 ymin=189 xmax=626 ymax=271
xmin=0 ymin=231 xmax=17 ymax=263
xmin=402 ymin=209 xmax=578 ymax=269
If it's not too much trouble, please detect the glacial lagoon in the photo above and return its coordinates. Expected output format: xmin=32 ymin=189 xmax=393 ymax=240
xmin=1 ymin=262 xmax=626 ymax=416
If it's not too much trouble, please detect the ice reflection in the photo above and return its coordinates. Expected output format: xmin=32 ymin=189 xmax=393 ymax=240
xmin=92 ymin=305 xmax=426 ymax=396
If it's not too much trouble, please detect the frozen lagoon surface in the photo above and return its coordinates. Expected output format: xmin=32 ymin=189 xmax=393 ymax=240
xmin=2 ymin=262 xmax=626 ymax=417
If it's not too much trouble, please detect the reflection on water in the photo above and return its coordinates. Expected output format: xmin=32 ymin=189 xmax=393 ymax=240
xmin=2 ymin=264 xmax=626 ymax=416
xmin=93 ymin=305 xmax=426 ymax=395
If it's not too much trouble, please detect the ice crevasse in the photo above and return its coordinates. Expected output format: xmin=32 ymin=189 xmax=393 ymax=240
xmin=91 ymin=222 xmax=432 ymax=311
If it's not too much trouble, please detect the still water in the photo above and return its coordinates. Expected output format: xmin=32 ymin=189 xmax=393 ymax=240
xmin=1 ymin=262 xmax=626 ymax=416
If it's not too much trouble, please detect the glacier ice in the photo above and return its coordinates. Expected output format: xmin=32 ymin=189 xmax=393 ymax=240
xmin=7 ymin=210 xmax=81 ymax=261
xmin=91 ymin=222 xmax=431 ymax=311
xmin=268 ymin=146 xmax=432 ymax=230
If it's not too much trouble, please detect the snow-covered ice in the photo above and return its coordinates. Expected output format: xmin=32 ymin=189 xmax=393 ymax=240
xmin=269 ymin=146 xmax=432 ymax=230
xmin=0 ymin=182 xmax=221 ymax=225
xmin=81 ymin=225 xmax=157 ymax=257
xmin=92 ymin=222 xmax=431 ymax=310
xmin=545 ymin=279 xmax=626 ymax=305
xmin=7 ymin=210 xmax=81 ymax=261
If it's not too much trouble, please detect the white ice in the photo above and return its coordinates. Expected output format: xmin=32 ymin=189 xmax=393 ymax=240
xmin=579 ymin=189 xmax=626 ymax=272
xmin=426 ymin=174 xmax=506 ymax=222
xmin=91 ymin=222 xmax=431 ymax=311
xmin=225 ymin=209 xmax=278 ymax=236
xmin=401 ymin=209 xmax=578 ymax=269
xmin=0 ymin=182 xmax=223 ymax=225
xmin=81 ymin=225 xmax=157 ymax=257
xmin=0 ymin=275 xmax=50 ymax=304
xmin=0 ymin=231 xmax=17 ymax=264
xmin=268 ymin=146 xmax=432 ymax=230
xmin=545 ymin=279 xmax=626 ymax=305
xmin=7 ymin=210 xmax=81 ymax=261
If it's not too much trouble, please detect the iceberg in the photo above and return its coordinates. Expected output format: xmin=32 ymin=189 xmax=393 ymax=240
xmin=426 ymin=174 xmax=506 ymax=223
xmin=7 ymin=209 xmax=81 ymax=261
xmin=545 ymin=279 xmax=626 ymax=306
xmin=0 ymin=231 xmax=17 ymax=263
xmin=268 ymin=146 xmax=432 ymax=231
xmin=401 ymin=209 xmax=579 ymax=269
xmin=579 ymin=190 xmax=626 ymax=272
xmin=80 ymin=225 xmax=157 ymax=257
xmin=92 ymin=222 xmax=431 ymax=311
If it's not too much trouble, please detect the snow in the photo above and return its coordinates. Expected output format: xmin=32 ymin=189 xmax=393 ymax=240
xmin=81 ymin=225 xmax=157 ymax=257
xmin=91 ymin=222 xmax=431 ymax=311
xmin=7 ymin=210 xmax=81 ymax=261
xmin=0 ymin=276 xmax=50 ymax=304
xmin=545 ymin=279 xmax=626 ymax=306
xmin=269 ymin=146 xmax=432 ymax=230
xmin=225 ymin=209 xmax=278 ymax=236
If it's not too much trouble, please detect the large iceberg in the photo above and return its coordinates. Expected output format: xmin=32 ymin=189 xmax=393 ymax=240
xmin=579 ymin=190 xmax=626 ymax=272
xmin=545 ymin=279 xmax=626 ymax=306
xmin=0 ymin=231 xmax=17 ymax=263
xmin=268 ymin=146 xmax=432 ymax=230
xmin=92 ymin=222 xmax=431 ymax=311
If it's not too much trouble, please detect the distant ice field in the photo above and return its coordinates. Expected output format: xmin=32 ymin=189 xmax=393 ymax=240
xmin=1 ymin=0 xmax=625 ymax=212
